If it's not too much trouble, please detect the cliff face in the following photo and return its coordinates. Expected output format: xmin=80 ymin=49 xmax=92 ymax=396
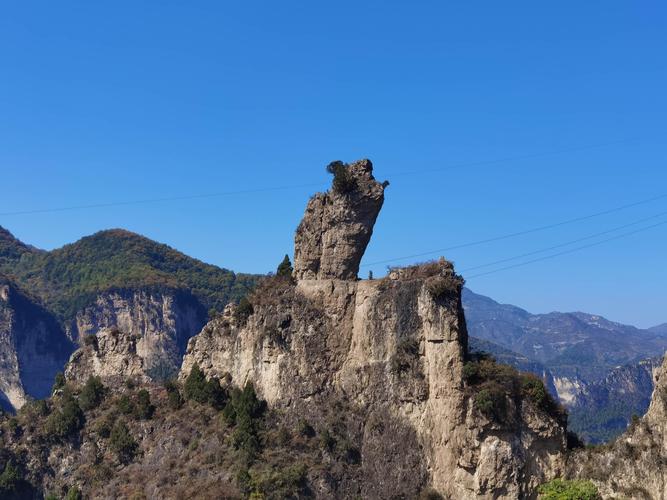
xmin=65 ymin=327 xmax=149 ymax=386
xmin=569 ymin=353 xmax=667 ymax=499
xmin=293 ymin=159 xmax=385 ymax=281
xmin=568 ymin=357 xmax=662 ymax=443
xmin=181 ymin=160 xmax=567 ymax=499
xmin=68 ymin=289 xmax=207 ymax=378
xmin=0 ymin=280 xmax=73 ymax=410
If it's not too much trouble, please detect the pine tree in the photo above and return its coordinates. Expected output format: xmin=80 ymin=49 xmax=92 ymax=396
xmin=276 ymin=254 xmax=293 ymax=278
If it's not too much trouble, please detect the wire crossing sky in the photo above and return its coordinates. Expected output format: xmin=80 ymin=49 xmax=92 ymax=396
xmin=1 ymin=2 xmax=666 ymax=327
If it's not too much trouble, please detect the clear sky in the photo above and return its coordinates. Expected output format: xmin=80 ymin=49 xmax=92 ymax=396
xmin=1 ymin=2 xmax=666 ymax=327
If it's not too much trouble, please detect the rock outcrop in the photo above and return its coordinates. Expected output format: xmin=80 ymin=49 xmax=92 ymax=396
xmin=68 ymin=289 xmax=207 ymax=378
xmin=0 ymin=279 xmax=73 ymax=410
xmin=293 ymin=159 xmax=385 ymax=280
xmin=569 ymin=352 xmax=667 ymax=499
xmin=65 ymin=327 xmax=149 ymax=386
xmin=181 ymin=160 xmax=568 ymax=499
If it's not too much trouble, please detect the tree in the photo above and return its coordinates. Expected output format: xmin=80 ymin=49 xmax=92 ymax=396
xmin=78 ymin=376 xmax=106 ymax=411
xmin=276 ymin=255 xmax=293 ymax=278
xmin=184 ymin=364 xmax=208 ymax=404
xmin=134 ymin=389 xmax=155 ymax=420
xmin=52 ymin=372 xmax=66 ymax=394
xmin=65 ymin=486 xmax=83 ymax=500
xmin=45 ymin=392 xmax=84 ymax=439
xmin=109 ymin=421 xmax=138 ymax=463
xmin=0 ymin=462 xmax=21 ymax=494
xmin=326 ymin=160 xmax=356 ymax=194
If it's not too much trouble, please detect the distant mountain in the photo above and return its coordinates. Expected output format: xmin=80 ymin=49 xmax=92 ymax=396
xmin=649 ymin=323 xmax=667 ymax=336
xmin=0 ymin=225 xmax=261 ymax=409
xmin=0 ymin=276 xmax=73 ymax=410
xmin=463 ymin=288 xmax=667 ymax=401
xmin=567 ymin=357 xmax=662 ymax=443
xmin=0 ymin=226 xmax=258 ymax=322
xmin=463 ymin=288 xmax=666 ymax=442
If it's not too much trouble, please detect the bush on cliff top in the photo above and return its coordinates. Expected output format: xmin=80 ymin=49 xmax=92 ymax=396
xmin=537 ymin=478 xmax=600 ymax=499
xmin=464 ymin=355 xmax=566 ymax=425
xmin=326 ymin=160 xmax=357 ymax=194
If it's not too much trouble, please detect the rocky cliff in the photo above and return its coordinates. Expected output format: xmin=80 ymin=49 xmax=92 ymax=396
xmin=181 ymin=160 xmax=568 ymax=499
xmin=0 ymin=279 xmax=73 ymax=411
xmin=293 ymin=159 xmax=385 ymax=281
xmin=64 ymin=327 xmax=149 ymax=386
xmin=568 ymin=353 xmax=667 ymax=499
xmin=68 ymin=288 xmax=207 ymax=378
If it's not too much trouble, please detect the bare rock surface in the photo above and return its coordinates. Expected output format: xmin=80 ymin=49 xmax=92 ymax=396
xmin=293 ymin=159 xmax=385 ymax=281
xmin=181 ymin=160 xmax=568 ymax=499
xmin=569 ymin=352 xmax=667 ymax=499
xmin=68 ymin=289 xmax=207 ymax=377
xmin=0 ymin=279 xmax=73 ymax=410
xmin=65 ymin=327 xmax=149 ymax=386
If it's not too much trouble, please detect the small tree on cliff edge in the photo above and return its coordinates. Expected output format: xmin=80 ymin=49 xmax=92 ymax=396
xmin=326 ymin=160 xmax=356 ymax=194
xmin=277 ymin=254 xmax=293 ymax=278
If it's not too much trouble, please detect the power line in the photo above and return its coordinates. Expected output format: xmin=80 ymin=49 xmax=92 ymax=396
xmin=465 ymin=219 xmax=667 ymax=279
xmin=459 ymin=210 xmax=667 ymax=273
xmin=0 ymin=182 xmax=327 ymax=217
xmin=387 ymin=137 xmax=644 ymax=178
xmin=0 ymin=136 xmax=649 ymax=217
xmin=360 ymin=192 xmax=667 ymax=268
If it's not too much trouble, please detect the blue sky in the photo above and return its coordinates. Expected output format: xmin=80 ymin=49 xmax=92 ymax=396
xmin=1 ymin=1 xmax=666 ymax=327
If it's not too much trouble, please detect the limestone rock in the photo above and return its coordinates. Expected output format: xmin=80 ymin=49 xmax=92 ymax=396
xmin=67 ymin=288 xmax=207 ymax=377
xmin=65 ymin=327 xmax=149 ymax=386
xmin=293 ymin=159 xmax=386 ymax=281
xmin=568 ymin=352 xmax=667 ymax=499
xmin=0 ymin=279 xmax=73 ymax=410
xmin=181 ymin=164 xmax=568 ymax=498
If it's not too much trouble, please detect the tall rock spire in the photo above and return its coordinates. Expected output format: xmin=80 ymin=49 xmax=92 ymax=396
xmin=293 ymin=159 xmax=386 ymax=280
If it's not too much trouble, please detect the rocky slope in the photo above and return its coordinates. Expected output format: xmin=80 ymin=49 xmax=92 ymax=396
xmin=0 ymin=278 xmax=73 ymax=411
xmin=0 ymin=226 xmax=259 ymax=406
xmin=181 ymin=159 xmax=569 ymax=499
xmin=568 ymin=353 xmax=667 ymax=499
xmin=464 ymin=287 xmax=667 ymax=442
xmin=568 ymin=357 xmax=662 ymax=443
xmin=66 ymin=288 xmax=206 ymax=377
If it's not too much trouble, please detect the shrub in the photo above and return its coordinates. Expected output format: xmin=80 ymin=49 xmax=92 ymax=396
xmin=52 ymin=372 xmax=66 ymax=394
xmin=235 ymin=297 xmax=254 ymax=325
xmin=134 ymin=389 xmax=155 ymax=420
xmin=474 ymin=386 xmax=507 ymax=420
xmin=252 ymin=463 xmax=309 ymax=499
xmin=95 ymin=415 xmax=114 ymax=438
xmin=418 ymin=488 xmax=444 ymax=500
xmin=109 ymin=421 xmax=138 ymax=463
xmin=45 ymin=392 xmax=84 ymax=439
xmin=390 ymin=338 xmax=420 ymax=374
xmin=425 ymin=273 xmax=464 ymax=299
xmin=184 ymin=364 xmax=208 ymax=403
xmin=326 ymin=160 xmax=356 ymax=194
xmin=297 ymin=419 xmax=315 ymax=438
xmin=65 ymin=485 xmax=83 ymax=500
xmin=79 ymin=376 xmax=106 ymax=411
xmin=83 ymin=334 xmax=98 ymax=348
xmin=116 ymin=394 xmax=135 ymax=415
xmin=0 ymin=461 xmax=21 ymax=494
xmin=276 ymin=255 xmax=293 ymax=278
xmin=462 ymin=361 xmax=480 ymax=383
xmin=318 ymin=429 xmax=336 ymax=451
xmin=537 ymin=478 xmax=600 ymax=499
xmin=164 ymin=380 xmax=184 ymax=410
xmin=184 ymin=365 xmax=227 ymax=409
